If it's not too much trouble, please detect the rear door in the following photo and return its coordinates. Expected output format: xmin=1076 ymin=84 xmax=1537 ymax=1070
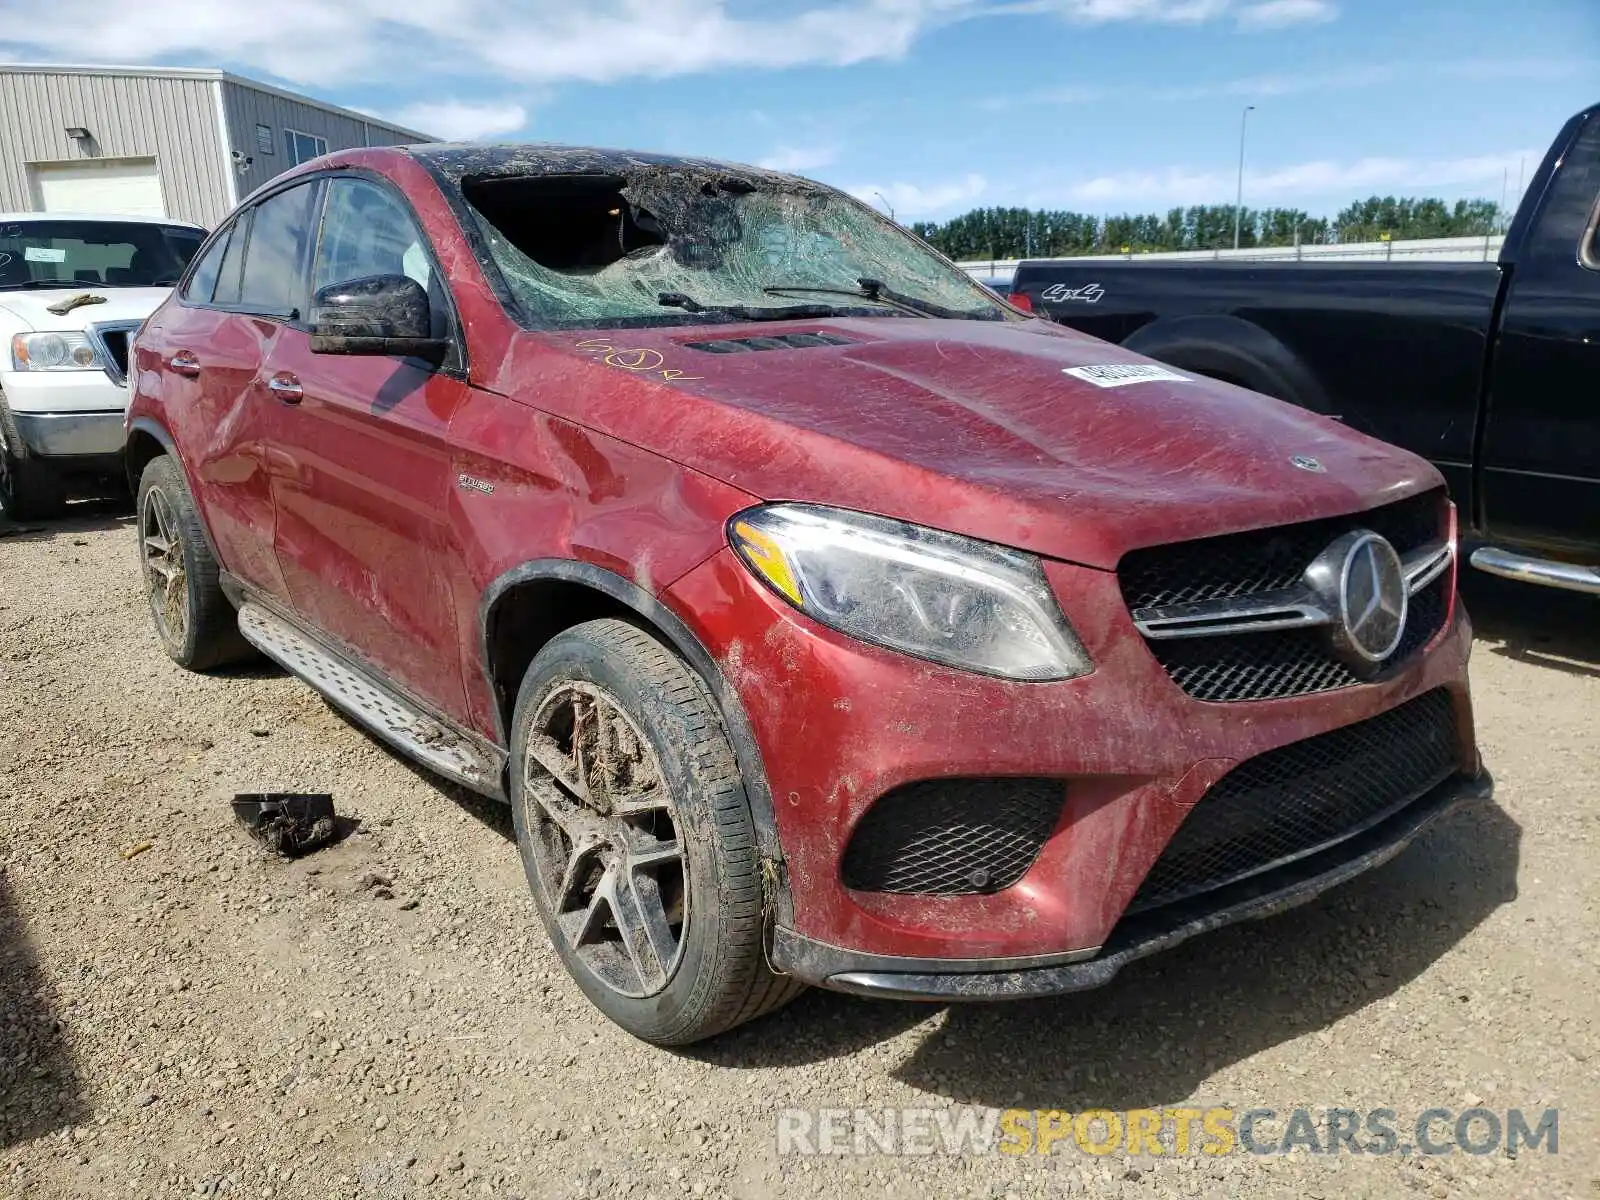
xmin=1481 ymin=109 xmax=1600 ymax=553
xmin=262 ymin=173 xmax=471 ymax=716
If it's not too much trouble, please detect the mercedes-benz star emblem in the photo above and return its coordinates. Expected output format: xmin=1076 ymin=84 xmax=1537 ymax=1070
xmin=1303 ymin=530 xmax=1409 ymax=672
xmin=1339 ymin=533 xmax=1407 ymax=661
xmin=1291 ymin=455 xmax=1325 ymax=473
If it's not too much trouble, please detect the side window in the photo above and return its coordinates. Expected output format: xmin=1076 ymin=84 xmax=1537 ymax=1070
xmin=213 ymin=211 xmax=250 ymax=306
xmin=284 ymin=130 xmax=328 ymax=168
xmin=314 ymin=177 xmax=434 ymax=293
xmin=182 ymin=225 xmax=232 ymax=302
xmin=238 ymin=184 xmax=317 ymax=315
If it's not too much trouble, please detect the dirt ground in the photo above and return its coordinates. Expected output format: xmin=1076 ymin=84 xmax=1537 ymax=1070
xmin=1 ymin=506 xmax=1596 ymax=1200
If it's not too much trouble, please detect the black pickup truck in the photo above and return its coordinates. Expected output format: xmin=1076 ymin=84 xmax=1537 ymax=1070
xmin=1010 ymin=102 xmax=1600 ymax=595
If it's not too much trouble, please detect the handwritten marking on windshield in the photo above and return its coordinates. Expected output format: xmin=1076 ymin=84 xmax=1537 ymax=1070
xmin=576 ymin=338 xmax=702 ymax=382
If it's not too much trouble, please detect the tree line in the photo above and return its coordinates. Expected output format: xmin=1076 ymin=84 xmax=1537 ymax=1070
xmin=908 ymin=197 xmax=1504 ymax=260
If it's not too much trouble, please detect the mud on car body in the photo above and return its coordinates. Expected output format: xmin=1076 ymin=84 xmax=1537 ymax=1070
xmin=125 ymin=142 xmax=1490 ymax=1044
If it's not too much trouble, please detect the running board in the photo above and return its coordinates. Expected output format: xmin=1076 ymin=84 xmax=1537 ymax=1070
xmin=236 ymin=603 xmax=505 ymax=797
xmin=1469 ymin=547 xmax=1600 ymax=595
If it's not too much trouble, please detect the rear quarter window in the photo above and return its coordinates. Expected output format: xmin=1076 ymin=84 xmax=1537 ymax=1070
xmin=183 ymin=226 xmax=232 ymax=303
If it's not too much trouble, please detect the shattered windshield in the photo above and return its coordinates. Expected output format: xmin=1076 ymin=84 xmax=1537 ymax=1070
xmin=462 ymin=170 xmax=1009 ymax=329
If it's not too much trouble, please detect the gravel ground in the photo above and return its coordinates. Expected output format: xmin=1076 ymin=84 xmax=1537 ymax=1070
xmin=1 ymin=507 xmax=1596 ymax=1200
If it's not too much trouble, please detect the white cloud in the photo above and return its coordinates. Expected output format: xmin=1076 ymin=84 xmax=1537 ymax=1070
xmin=0 ymin=0 xmax=1340 ymax=91
xmin=757 ymin=146 xmax=840 ymax=173
xmin=846 ymin=174 xmax=988 ymax=218
xmin=1010 ymin=0 xmax=1231 ymax=23
xmin=1029 ymin=148 xmax=1539 ymax=209
xmin=1234 ymin=0 xmax=1336 ymax=28
xmin=389 ymin=100 xmax=529 ymax=140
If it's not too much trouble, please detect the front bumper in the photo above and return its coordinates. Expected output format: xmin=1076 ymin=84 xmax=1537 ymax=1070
xmin=12 ymin=409 xmax=127 ymax=457
xmin=666 ymin=545 xmax=1481 ymax=967
xmin=774 ymin=769 xmax=1491 ymax=998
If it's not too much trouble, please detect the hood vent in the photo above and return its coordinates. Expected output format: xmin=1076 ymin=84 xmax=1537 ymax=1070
xmin=683 ymin=331 xmax=856 ymax=354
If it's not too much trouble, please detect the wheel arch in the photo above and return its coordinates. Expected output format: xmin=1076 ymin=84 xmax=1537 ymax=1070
xmin=124 ymin=418 xmax=228 ymax=569
xmin=479 ymin=559 xmax=790 ymax=919
xmin=1121 ymin=313 xmax=1334 ymax=413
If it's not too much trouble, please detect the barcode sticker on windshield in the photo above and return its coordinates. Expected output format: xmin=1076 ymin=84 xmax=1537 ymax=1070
xmin=1064 ymin=363 xmax=1191 ymax=388
xmin=24 ymin=247 xmax=66 ymax=263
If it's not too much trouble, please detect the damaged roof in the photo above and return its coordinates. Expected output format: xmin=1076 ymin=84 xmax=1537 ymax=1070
xmin=403 ymin=143 xmax=824 ymax=190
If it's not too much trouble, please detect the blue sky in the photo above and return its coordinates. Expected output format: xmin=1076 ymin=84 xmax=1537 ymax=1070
xmin=2 ymin=0 xmax=1595 ymax=220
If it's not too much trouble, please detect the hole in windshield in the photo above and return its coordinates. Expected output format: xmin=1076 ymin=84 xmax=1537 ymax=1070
xmin=461 ymin=169 xmax=1006 ymax=330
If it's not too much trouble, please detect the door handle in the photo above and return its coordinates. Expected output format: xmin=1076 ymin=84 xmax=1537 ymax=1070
xmin=266 ymin=373 xmax=303 ymax=404
xmin=168 ymin=351 xmax=201 ymax=377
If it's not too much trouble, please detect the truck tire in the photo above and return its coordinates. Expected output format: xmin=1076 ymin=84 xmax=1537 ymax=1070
xmin=0 ymin=399 xmax=67 ymax=520
xmin=135 ymin=455 xmax=254 ymax=671
xmin=510 ymin=618 xmax=803 ymax=1045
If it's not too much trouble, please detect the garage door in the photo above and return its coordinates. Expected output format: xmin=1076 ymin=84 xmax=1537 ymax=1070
xmin=29 ymin=158 xmax=166 ymax=217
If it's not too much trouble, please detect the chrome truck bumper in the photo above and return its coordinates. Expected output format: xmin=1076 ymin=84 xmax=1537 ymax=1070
xmin=12 ymin=410 xmax=127 ymax=458
xmin=1470 ymin=547 xmax=1600 ymax=596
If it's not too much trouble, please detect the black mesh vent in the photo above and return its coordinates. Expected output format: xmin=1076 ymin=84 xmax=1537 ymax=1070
xmin=683 ymin=332 xmax=855 ymax=354
xmin=1120 ymin=490 xmax=1449 ymax=702
xmin=841 ymin=780 xmax=1065 ymax=895
xmin=1120 ymin=489 xmax=1444 ymax=612
xmin=1126 ymin=688 xmax=1458 ymax=915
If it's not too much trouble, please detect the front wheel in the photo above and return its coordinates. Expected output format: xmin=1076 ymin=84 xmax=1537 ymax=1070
xmin=136 ymin=455 xmax=254 ymax=671
xmin=510 ymin=618 xmax=802 ymax=1045
xmin=0 ymin=409 xmax=66 ymax=521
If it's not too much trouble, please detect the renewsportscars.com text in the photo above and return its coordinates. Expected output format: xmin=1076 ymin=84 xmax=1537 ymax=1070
xmin=776 ymin=1106 xmax=1559 ymax=1158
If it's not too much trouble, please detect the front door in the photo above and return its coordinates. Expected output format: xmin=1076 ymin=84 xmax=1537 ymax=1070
xmin=1481 ymin=109 xmax=1600 ymax=554
xmin=265 ymin=174 xmax=470 ymax=717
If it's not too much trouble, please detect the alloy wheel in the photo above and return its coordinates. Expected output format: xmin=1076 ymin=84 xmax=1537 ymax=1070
xmin=522 ymin=682 xmax=689 ymax=999
xmin=140 ymin=487 xmax=189 ymax=649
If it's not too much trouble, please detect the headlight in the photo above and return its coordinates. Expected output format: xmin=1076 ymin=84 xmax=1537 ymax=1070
xmin=729 ymin=503 xmax=1092 ymax=681
xmin=11 ymin=332 xmax=105 ymax=372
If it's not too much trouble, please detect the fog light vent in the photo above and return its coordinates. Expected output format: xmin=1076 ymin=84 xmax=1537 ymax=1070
xmin=841 ymin=779 xmax=1065 ymax=896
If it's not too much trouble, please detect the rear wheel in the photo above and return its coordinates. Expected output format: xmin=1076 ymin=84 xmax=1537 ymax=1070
xmin=136 ymin=455 xmax=254 ymax=670
xmin=510 ymin=618 xmax=802 ymax=1045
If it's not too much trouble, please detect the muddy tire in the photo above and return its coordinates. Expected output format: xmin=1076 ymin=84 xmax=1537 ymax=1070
xmin=0 ymin=401 xmax=67 ymax=521
xmin=136 ymin=455 xmax=254 ymax=671
xmin=510 ymin=618 xmax=803 ymax=1045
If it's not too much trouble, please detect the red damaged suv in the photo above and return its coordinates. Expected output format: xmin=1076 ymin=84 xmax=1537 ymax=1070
xmin=126 ymin=145 xmax=1490 ymax=1045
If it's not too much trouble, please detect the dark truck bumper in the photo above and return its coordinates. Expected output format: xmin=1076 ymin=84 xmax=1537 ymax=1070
xmin=773 ymin=769 xmax=1493 ymax=1001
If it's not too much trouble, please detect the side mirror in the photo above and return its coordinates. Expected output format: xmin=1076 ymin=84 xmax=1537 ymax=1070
xmin=308 ymin=274 xmax=448 ymax=359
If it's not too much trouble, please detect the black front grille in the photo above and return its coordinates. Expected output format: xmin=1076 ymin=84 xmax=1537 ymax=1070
xmin=1120 ymin=490 xmax=1443 ymax=612
xmin=1120 ymin=490 xmax=1449 ymax=702
xmin=1126 ymin=688 xmax=1458 ymax=915
xmin=841 ymin=779 xmax=1065 ymax=896
xmin=100 ymin=330 xmax=130 ymax=380
xmin=1147 ymin=574 xmax=1450 ymax=703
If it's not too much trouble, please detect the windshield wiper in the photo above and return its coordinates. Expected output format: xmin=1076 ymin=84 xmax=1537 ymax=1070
xmin=0 ymin=279 xmax=77 ymax=291
xmin=657 ymin=292 xmax=862 ymax=322
xmin=763 ymin=278 xmax=993 ymax=320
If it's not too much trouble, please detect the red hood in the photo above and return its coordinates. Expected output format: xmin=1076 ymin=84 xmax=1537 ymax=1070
xmin=498 ymin=318 xmax=1441 ymax=570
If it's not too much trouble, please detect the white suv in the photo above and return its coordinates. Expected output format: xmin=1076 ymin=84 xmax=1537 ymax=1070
xmin=0 ymin=212 xmax=205 ymax=518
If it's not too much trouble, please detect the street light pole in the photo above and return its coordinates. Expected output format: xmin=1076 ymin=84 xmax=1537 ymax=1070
xmin=874 ymin=191 xmax=896 ymax=223
xmin=1233 ymin=105 xmax=1255 ymax=251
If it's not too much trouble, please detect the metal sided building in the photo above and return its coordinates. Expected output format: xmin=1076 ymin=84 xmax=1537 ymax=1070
xmin=0 ymin=65 xmax=434 ymax=229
